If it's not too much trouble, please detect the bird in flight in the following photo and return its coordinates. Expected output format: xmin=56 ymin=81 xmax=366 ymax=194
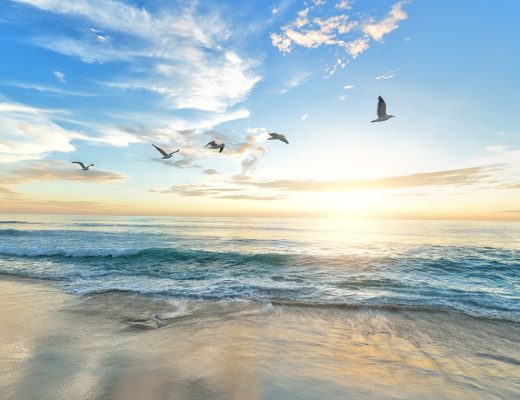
xmin=268 ymin=132 xmax=289 ymax=144
xmin=371 ymin=96 xmax=395 ymax=123
xmin=72 ymin=161 xmax=94 ymax=171
xmin=152 ymin=144 xmax=180 ymax=159
xmin=205 ymin=140 xmax=225 ymax=153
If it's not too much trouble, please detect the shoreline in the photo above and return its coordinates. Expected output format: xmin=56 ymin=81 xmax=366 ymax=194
xmin=1 ymin=275 xmax=519 ymax=399
xmin=1 ymin=272 xmax=518 ymax=325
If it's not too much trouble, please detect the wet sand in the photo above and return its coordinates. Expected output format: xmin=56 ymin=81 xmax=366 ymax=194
xmin=0 ymin=276 xmax=519 ymax=400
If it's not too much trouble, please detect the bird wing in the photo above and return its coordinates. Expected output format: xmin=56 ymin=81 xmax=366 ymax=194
xmin=219 ymin=143 xmax=225 ymax=153
xmin=268 ymin=132 xmax=276 ymax=138
xmin=205 ymin=140 xmax=216 ymax=148
xmin=72 ymin=161 xmax=86 ymax=169
xmin=170 ymin=149 xmax=180 ymax=155
xmin=377 ymin=96 xmax=387 ymax=118
xmin=152 ymin=144 xmax=169 ymax=157
xmin=281 ymin=136 xmax=289 ymax=144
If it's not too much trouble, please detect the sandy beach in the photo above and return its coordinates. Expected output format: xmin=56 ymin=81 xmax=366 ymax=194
xmin=1 ymin=275 xmax=518 ymax=400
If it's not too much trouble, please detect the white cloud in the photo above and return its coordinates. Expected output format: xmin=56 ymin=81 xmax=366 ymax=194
xmin=362 ymin=1 xmax=409 ymax=42
xmin=0 ymin=101 xmax=78 ymax=162
xmin=335 ymin=0 xmax=351 ymax=10
xmin=104 ymin=52 xmax=260 ymax=112
xmin=343 ymin=38 xmax=369 ymax=58
xmin=0 ymin=96 xmax=252 ymax=163
xmin=301 ymin=113 xmax=309 ymax=121
xmin=0 ymin=102 xmax=46 ymax=114
xmin=7 ymin=0 xmax=265 ymax=176
xmin=343 ymin=84 xmax=354 ymax=89
xmin=15 ymin=0 xmax=260 ymax=113
xmin=271 ymin=1 xmax=409 ymax=60
xmin=53 ymin=70 xmax=66 ymax=83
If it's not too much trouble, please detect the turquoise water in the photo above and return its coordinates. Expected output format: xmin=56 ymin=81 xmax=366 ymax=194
xmin=0 ymin=215 xmax=518 ymax=321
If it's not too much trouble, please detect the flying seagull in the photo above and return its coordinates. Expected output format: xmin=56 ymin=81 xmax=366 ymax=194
xmin=72 ymin=161 xmax=94 ymax=171
xmin=205 ymin=140 xmax=225 ymax=153
xmin=371 ymin=96 xmax=395 ymax=123
xmin=268 ymin=132 xmax=289 ymax=144
xmin=152 ymin=144 xmax=180 ymax=159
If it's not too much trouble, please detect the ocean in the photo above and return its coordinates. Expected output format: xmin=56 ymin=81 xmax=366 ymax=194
xmin=0 ymin=215 xmax=518 ymax=323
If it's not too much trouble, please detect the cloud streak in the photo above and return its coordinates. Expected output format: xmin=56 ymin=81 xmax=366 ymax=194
xmin=1 ymin=160 xmax=127 ymax=184
xmin=375 ymin=69 xmax=399 ymax=80
xmin=238 ymin=166 xmax=504 ymax=192
xmin=151 ymin=183 xmax=286 ymax=201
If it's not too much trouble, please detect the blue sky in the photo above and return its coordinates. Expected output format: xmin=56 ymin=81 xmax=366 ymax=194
xmin=0 ymin=0 xmax=519 ymax=218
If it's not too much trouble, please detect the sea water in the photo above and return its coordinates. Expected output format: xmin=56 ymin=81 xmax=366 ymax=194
xmin=0 ymin=215 xmax=518 ymax=322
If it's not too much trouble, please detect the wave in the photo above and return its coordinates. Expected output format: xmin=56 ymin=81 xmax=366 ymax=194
xmin=0 ymin=246 xmax=144 ymax=258
xmin=0 ymin=245 xmax=517 ymax=280
xmin=0 ymin=245 xmax=296 ymax=262
xmin=275 ymin=301 xmax=520 ymax=324
xmin=0 ymin=229 xmax=29 ymax=236
xmin=70 ymin=222 xmax=304 ymax=232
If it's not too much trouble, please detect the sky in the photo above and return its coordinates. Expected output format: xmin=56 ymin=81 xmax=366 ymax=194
xmin=0 ymin=0 xmax=519 ymax=219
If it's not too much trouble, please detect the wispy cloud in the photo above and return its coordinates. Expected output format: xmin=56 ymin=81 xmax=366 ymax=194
xmin=375 ymin=69 xmax=399 ymax=80
xmin=216 ymin=194 xmax=286 ymax=201
xmin=151 ymin=183 xmax=286 ymax=201
xmin=279 ymin=71 xmax=311 ymax=93
xmin=238 ymin=165 xmax=504 ymax=192
xmin=301 ymin=112 xmax=309 ymax=121
xmin=15 ymin=0 xmax=261 ymax=113
xmin=150 ymin=154 xmax=201 ymax=170
xmin=1 ymin=160 xmax=127 ymax=184
xmin=0 ymin=100 xmax=78 ymax=162
xmin=0 ymin=186 xmax=21 ymax=198
xmin=0 ymin=80 xmax=92 ymax=97
xmin=151 ymin=184 xmax=238 ymax=197
xmin=0 ymin=194 xmax=132 ymax=212
xmin=271 ymin=1 xmax=409 ymax=59
xmin=231 ymin=129 xmax=270 ymax=175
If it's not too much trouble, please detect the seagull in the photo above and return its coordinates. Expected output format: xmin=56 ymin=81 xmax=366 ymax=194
xmin=205 ymin=140 xmax=225 ymax=153
xmin=72 ymin=161 xmax=94 ymax=171
xmin=371 ymin=96 xmax=396 ymax=123
xmin=268 ymin=132 xmax=289 ymax=144
xmin=152 ymin=144 xmax=180 ymax=159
